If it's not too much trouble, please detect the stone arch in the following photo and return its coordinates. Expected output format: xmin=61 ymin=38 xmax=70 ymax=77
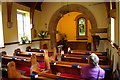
xmin=48 ymin=4 xmax=97 ymax=48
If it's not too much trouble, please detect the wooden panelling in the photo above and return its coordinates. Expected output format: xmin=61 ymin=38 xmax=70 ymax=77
xmin=90 ymin=28 xmax=107 ymax=33
xmin=67 ymin=41 xmax=88 ymax=50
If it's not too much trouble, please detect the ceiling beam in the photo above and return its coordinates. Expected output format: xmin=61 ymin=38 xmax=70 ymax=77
xmin=90 ymin=28 xmax=107 ymax=33
xmin=7 ymin=2 xmax=13 ymax=28
xmin=16 ymin=2 xmax=42 ymax=11
xmin=30 ymin=2 xmax=37 ymax=28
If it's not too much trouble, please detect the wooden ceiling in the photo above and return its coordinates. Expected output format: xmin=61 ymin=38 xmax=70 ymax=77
xmin=16 ymin=2 xmax=43 ymax=11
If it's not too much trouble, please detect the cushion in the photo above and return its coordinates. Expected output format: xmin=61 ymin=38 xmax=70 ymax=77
xmin=12 ymin=57 xmax=17 ymax=60
xmin=40 ymin=54 xmax=44 ymax=56
xmin=38 ymin=61 xmax=45 ymax=69
xmin=102 ymin=52 xmax=107 ymax=56
xmin=72 ymin=64 xmax=80 ymax=68
xmin=30 ymin=72 xmax=38 ymax=78
xmin=50 ymin=62 xmax=56 ymax=65
xmin=86 ymin=51 xmax=90 ymax=54
xmin=60 ymin=73 xmax=80 ymax=79
xmin=21 ymin=58 xmax=27 ymax=61
xmin=39 ymin=49 xmax=45 ymax=53
xmin=82 ymin=55 xmax=87 ymax=60
xmin=57 ymin=77 xmax=66 ymax=80
xmin=17 ymin=67 xmax=30 ymax=76
xmin=27 ymin=52 xmax=32 ymax=55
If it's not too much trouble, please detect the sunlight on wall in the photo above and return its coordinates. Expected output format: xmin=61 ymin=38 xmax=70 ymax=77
xmin=57 ymin=12 xmax=80 ymax=41
xmin=0 ymin=3 xmax=4 ymax=47
xmin=57 ymin=12 xmax=92 ymax=42
xmin=111 ymin=17 xmax=115 ymax=43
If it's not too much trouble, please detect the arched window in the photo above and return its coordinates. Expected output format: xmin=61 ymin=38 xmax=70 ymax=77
xmin=76 ymin=16 xmax=87 ymax=40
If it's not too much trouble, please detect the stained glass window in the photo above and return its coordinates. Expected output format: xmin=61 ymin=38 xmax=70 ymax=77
xmin=78 ymin=17 xmax=86 ymax=36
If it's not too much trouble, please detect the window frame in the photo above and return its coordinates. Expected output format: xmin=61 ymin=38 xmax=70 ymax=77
xmin=76 ymin=15 xmax=88 ymax=40
xmin=0 ymin=3 xmax=4 ymax=48
xmin=110 ymin=17 xmax=115 ymax=43
xmin=17 ymin=9 xmax=31 ymax=44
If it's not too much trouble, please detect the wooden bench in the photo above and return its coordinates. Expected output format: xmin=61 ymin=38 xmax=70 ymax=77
xmin=50 ymin=61 xmax=110 ymax=73
xmin=7 ymin=61 xmax=30 ymax=79
xmin=5 ymin=61 xmax=84 ymax=80
xmin=14 ymin=48 xmax=57 ymax=62
xmin=25 ymin=47 xmax=54 ymax=56
xmin=68 ymin=50 xmax=107 ymax=56
xmin=2 ymin=55 xmax=31 ymax=68
xmin=2 ymin=54 xmax=40 ymax=77
xmin=62 ymin=53 xmax=108 ymax=59
xmin=61 ymin=55 xmax=109 ymax=65
xmin=15 ymin=52 xmax=45 ymax=61
xmin=50 ymin=61 xmax=112 ymax=80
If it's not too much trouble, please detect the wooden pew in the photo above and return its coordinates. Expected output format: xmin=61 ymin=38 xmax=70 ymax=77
xmin=61 ymin=55 xmax=109 ymax=65
xmin=4 ymin=52 xmax=83 ymax=80
xmin=50 ymin=61 xmax=110 ymax=73
xmin=30 ymin=59 xmax=81 ymax=80
xmin=62 ymin=53 xmax=108 ymax=59
xmin=2 ymin=55 xmax=31 ymax=68
xmin=50 ymin=61 xmax=112 ymax=80
xmin=68 ymin=50 xmax=107 ymax=56
xmin=15 ymin=52 xmax=45 ymax=61
xmin=2 ymin=54 xmax=40 ymax=77
xmin=15 ymin=51 xmax=52 ymax=57
xmin=6 ymin=61 xmax=83 ymax=80
xmin=26 ymin=46 xmax=53 ymax=53
xmin=7 ymin=61 xmax=30 ymax=79
xmin=2 ymin=54 xmax=50 ymax=79
xmin=14 ymin=48 xmax=56 ymax=61
xmin=2 ymin=61 xmax=47 ymax=80
xmin=25 ymin=47 xmax=54 ymax=56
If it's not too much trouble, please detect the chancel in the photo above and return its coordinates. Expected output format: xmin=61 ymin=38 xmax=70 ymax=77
xmin=0 ymin=1 xmax=120 ymax=80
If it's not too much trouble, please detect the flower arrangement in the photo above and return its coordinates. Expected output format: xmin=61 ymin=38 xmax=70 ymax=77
xmin=38 ymin=31 xmax=48 ymax=39
xmin=21 ymin=35 xmax=29 ymax=44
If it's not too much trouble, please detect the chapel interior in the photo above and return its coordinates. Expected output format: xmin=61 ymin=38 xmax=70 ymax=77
xmin=0 ymin=0 xmax=120 ymax=80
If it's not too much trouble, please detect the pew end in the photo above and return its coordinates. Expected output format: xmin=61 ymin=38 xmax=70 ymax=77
xmin=7 ymin=61 xmax=30 ymax=79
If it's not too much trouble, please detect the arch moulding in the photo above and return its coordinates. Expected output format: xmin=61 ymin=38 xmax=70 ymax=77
xmin=48 ymin=4 xmax=97 ymax=48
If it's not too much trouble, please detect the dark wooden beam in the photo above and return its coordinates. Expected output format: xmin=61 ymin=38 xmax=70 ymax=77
xmin=7 ymin=2 xmax=13 ymax=22
xmin=30 ymin=2 xmax=37 ymax=27
xmin=16 ymin=2 xmax=42 ymax=11
xmin=7 ymin=2 xmax=13 ymax=28
xmin=35 ymin=2 xmax=42 ymax=11
xmin=105 ymin=2 xmax=110 ymax=18
xmin=90 ymin=28 xmax=107 ymax=33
